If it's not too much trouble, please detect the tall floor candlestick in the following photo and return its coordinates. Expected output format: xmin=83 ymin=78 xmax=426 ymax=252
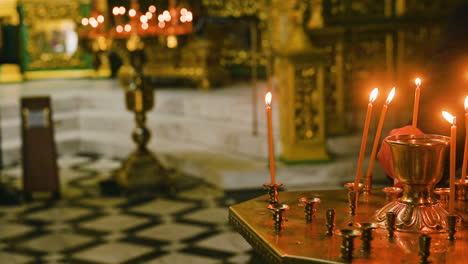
xmin=364 ymin=88 xmax=395 ymax=192
xmin=354 ymin=88 xmax=378 ymax=192
xmin=442 ymin=111 xmax=457 ymax=213
xmin=461 ymin=96 xmax=468 ymax=183
xmin=412 ymin=78 xmax=421 ymax=127
xmin=265 ymin=92 xmax=276 ymax=184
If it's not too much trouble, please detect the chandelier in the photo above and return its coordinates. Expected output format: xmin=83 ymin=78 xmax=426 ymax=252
xmin=80 ymin=0 xmax=193 ymax=38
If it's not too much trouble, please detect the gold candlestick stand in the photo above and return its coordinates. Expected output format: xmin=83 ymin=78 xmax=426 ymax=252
xmin=114 ymin=36 xmax=167 ymax=190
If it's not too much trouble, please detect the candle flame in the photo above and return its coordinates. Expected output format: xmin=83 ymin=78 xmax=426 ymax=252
xmin=385 ymin=87 xmax=396 ymax=105
xmin=465 ymin=96 xmax=468 ymax=113
xmin=415 ymin=78 xmax=421 ymax=86
xmin=369 ymin=88 xmax=378 ymax=103
xmin=265 ymin=92 xmax=272 ymax=106
xmin=442 ymin=111 xmax=456 ymax=125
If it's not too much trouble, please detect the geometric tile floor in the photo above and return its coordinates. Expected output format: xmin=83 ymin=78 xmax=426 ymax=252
xmin=0 ymin=154 xmax=265 ymax=264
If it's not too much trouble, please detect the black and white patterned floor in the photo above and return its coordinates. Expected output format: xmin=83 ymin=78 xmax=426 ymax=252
xmin=0 ymin=154 xmax=264 ymax=264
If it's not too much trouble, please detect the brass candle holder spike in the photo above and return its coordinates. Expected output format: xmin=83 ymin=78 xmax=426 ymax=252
xmin=268 ymin=203 xmax=289 ymax=231
xmin=326 ymin=208 xmax=336 ymax=236
xmin=338 ymin=229 xmax=360 ymax=262
xmin=386 ymin=211 xmax=396 ymax=238
xmin=382 ymin=187 xmax=403 ymax=202
xmin=455 ymin=179 xmax=468 ymax=200
xmin=376 ymin=134 xmax=451 ymax=233
xmin=356 ymin=223 xmax=378 ymax=255
xmin=263 ymin=183 xmax=283 ymax=204
xmin=434 ymin=188 xmax=450 ymax=209
xmin=344 ymin=183 xmax=363 ymax=215
xmin=418 ymin=234 xmax=431 ymax=264
xmin=299 ymin=197 xmax=321 ymax=222
xmin=447 ymin=214 xmax=458 ymax=241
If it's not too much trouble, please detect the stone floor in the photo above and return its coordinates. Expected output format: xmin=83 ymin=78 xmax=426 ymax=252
xmin=0 ymin=154 xmax=265 ymax=264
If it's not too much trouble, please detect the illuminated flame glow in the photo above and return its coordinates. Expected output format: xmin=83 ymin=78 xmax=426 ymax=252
xmin=415 ymin=78 xmax=421 ymax=87
xmin=265 ymin=92 xmax=272 ymax=106
xmin=119 ymin=6 xmax=126 ymax=15
xmin=465 ymin=96 xmax=468 ymax=113
xmin=97 ymin=15 xmax=104 ymax=23
xmin=116 ymin=25 xmax=123 ymax=33
xmin=89 ymin=17 xmax=98 ymax=28
xmin=129 ymin=9 xmax=136 ymax=17
xmin=148 ymin=5 xmax=156 ymax=13
xmin=385 ymin=87 xmax=396 ymax=105
xmin=112 ymin=7 xmax=119 ymax=15
xmin=140 ymin=15 xmax=148 ymax=23
xmin=146 ymin=12 xmax=153 ymax=19
xmin=124 ymin=24 xmax=132 ymax=32
xmin=81 ymin=17 xmax=89 ymax=26
xmin=369 ymin=88 xmax=378 ymax=103
xmin=442 ymin=111 xmax=456 ymax=125
xmin=141 ymin=23 xmax=149 ymax=30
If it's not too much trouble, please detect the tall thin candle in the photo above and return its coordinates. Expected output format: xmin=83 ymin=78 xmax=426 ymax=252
xmin=265 ymin=92 xmax=276 ymax=184
xmin=354 ymin=88 xmax=379 ymax=191
xmin=412 ymin=78 xmax=421 ymax=127
xmin=364 ymin=88 xmax=395 ymax=192
xmin=442 ymin=111 xmax=457 ymax=213
xmin=461 ymin=96 xmax=468 ymax=183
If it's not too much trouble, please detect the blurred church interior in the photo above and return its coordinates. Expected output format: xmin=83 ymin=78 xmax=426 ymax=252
xmin=0 ymin=0 xmax=466 ymax=263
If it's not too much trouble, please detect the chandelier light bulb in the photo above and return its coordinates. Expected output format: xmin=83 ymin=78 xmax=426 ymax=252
xmin=158 ymin=14 xmax=164 ymax=22
xmin=158 ymin=21 xmax=165 ymax=28
xmin=141 ymin=23 xmax=149 ymax=30
xmin=186 ymin=11 xmax=193 ymax=22
xmin=140 ymin=15 xmax=148 ymax=23
xmin=116 ymin=25 xmax=123 ymax=33
xmin=146 ymin=12 xmax=153 ymax=19
xmin=112 ymin=7 xmax=119 ymax=16
xmin=81 ymin=17 xmax=89 ymax=26
xmin=148 ymin=5 xmax=156 ymax=13
xmin=129 ymin=9 xmax=136 ymax=17
xmin=124 ymin=24 xmax=132 ymax=32
xmin=97 ymin=15 xmax=104 ymax=23
xmin=119 ymin=6 xmax=126 ymax=15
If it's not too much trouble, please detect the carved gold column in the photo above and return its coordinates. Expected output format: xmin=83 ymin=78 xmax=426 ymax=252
xmin=271 ymin=0 xmax=329 ymax=162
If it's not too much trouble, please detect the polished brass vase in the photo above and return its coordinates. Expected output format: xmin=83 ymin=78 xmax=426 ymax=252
xmin=376 ymin=134 xmax=450 ymax=233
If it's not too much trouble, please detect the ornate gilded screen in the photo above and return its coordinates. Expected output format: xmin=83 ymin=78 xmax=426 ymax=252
xmin=18 ymin=0 xmax=93 ymax=79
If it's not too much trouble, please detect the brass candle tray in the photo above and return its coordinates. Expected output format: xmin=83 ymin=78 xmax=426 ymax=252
xmin=229 ymin=190 xmax=467 ymax=264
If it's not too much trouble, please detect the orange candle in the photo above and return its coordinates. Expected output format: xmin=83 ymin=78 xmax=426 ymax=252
xmin=442 ymin=111 xmax=457 ymax=213
xmin=462 ymin=96 xmax=468 ymax=183
xmin=354 ymin=88 xmax=379 ymax=191
xmin=412 ymin=78 xmax=421 ymax=128
xmin=364 ymin=88 xmax=395 ymax=191
xmin=265 ymin=92 xmax=276 ymax=184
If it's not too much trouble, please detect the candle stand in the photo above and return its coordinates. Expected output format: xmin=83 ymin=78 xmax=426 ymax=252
xmin=263 ymin=183 xmax=283 ymax=204
xmin=299 ymin=197 xmax=321 ymax=222
xmin=113 ymin=36 xmax=167 ymax=190
xmin=229 ymin=189 xmax=468 ymax=264
xmin=344 ymin=182 xmax=363 ymax=216
xmin=455 ymin=180 xmax=468 ymax=200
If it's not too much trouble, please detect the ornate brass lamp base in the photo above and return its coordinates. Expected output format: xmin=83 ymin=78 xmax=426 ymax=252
xmin=376 ymin=134 xmax=451 ymax=233
xmin=115 ymin=150 xmax=166 ymax=190
xmin=376 ymin=200 xmax=449 ymax=233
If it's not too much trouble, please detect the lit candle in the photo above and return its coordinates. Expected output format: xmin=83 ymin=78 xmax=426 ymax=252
xmin=462 ymin=96 xmax=468 ymax=183
xmin=442 ymin=111 xmax=457 ymax=213
xmin=364 ymin=88 xmax=395 ymax=192
xmin=265 ymin=92 xmax=276 ymax=184
xmin=354 ymin=88 xmax=379 ymax=191
xmin=412 ymin=78 xmax=421 ymax=127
